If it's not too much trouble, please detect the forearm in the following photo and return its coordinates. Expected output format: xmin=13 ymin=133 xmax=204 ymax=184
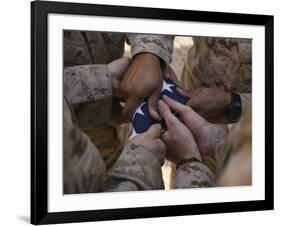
xmin=101 ymin=144 xmax=164 ymax=192
xmin=127 ymin=34 xmax=174 ymax=65
xmin=174 ymin=159 xmax=216 ymax=188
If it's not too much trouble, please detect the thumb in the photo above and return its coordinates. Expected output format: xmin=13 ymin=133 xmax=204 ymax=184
xmin=181 ymin=105 xmax=206 ymax=133
xmin=163 ymin=66 xmax=179 ymax=85
xmin=108 ymin=57 xmax=131 ymax=81
xmin=176 ymin=87 xmax=201 ymax=99
xmin=162 ymin=95 xmax=206 ymax=133
xmin=144 ymin=124 xmax=162 ymax=139
xmin=123 ymin=95 xmax=142 ymax=119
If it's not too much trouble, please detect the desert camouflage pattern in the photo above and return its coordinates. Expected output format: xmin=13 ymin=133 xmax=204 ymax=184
xmin=127 ymin=34 xmax=174 ymax=65
xmin=174 ymin=160 xmax=215 ymax=188
xmin=64 ymin=64 xmax=112 ymax=128
xmin=63 ymin=31 xmax=173 ymax=169
xmin=64 ymin=74 xmax=215 ymax=192
xmin=180 ymin=37 xmax=252 ymax=115
xmin=216 ymin=105 xmax=252 ymax=186
xmin=64 ymin=31 xmax=173 ymax=66
xmin=64 ymin=31 xmax=126 ymax=66
xmin=63 ymin=98 xmax=106 ymax=194
xmin=102 ymin=143 xmax=216 ymax=191
xmin=102 ymin=143 xmax=164 ymax=191
xmin=173 ymin=104 xmax=252 ymax=190
xmin=64 ymin=63 xmax=127 ymax=169
xmin=64 ymin=97 xmax=164 ymax=193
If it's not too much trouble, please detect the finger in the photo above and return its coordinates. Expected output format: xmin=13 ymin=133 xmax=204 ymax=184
xmin=163 ymin=95 xmax=206 ymax=129
xmin=112 ymin=80 xmax=127 ymax=98
xmin=108 ymin=57 xmax=131 ymax=81
xmin=109 ymin=101 xmax=130 ymax=126
xmin=144 ymin=123 xmax=162 ymax=139
xmin=187 ymin=98 xmax=201 ymax=110
xmin=163 ymin=66 xmax=179 ymax=85
xmin=158 ymin=99 xmax=178 ymax=127
xmin=156 ymin=138 xmax=167 ymax=153
xmin=148 ymin=87 xmax=161 ymax=120
xmin=123 ymin=95 xmax=143 ymax=119
xmin=160 ymin=130 xmax=170 ymax=142
xmin=176 ymin=87 xmax=195 ymax=99
xmin=176 ymin=87 xmax=202 ymax=99
xmin=162 ymin=95 xmax=187 ymax=115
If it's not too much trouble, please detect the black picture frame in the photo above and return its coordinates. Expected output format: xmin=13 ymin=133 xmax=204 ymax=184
xmin=31 ymin=0 xmax=274 ymax=224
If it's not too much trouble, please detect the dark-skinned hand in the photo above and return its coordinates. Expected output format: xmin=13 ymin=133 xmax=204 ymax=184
xmin=177 ymin=87 xmax=232 ymax=123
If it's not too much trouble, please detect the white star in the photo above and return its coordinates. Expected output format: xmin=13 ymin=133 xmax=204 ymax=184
xmin=161 ymin=80 xmax=174 ymax=93
xmin=132 ymin=102 xmax=146 ymax=120
xmin=135 ymin=103 xmax=145 ymax=116
xmin=129 ymin=128 xmax=138 ymax=140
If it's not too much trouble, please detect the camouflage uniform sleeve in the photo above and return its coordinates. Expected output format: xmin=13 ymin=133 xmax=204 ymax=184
xmin=127 ymin=34 xmax=174 ymax=65
xmin=174 ymin=160 xmax=216 ymax=188
xmin=101 ymin=143 xmax=164 ymax=192
xmin=63 ymin=98 xmax=106 ymax=194
xmin=64 ymin=64 xmax=112 ymax=129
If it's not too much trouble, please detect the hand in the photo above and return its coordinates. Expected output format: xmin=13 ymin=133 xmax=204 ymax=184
xmin=163 ymin=65 xmax=179 ymax=85
xmin=107 ymin=57 xmax=132 ymax=126
xmin=108 ymin=57 xmax=131 ymax=98
xmin=120 ymin=53 xmax=163 ymax=120
xmin=129 ymin=124 xmax=167 ymax=165
xmin=177 ymin=87 xmax=231 ymax=123
xmin=162 ymin=95 xmax=229 ymax=156
xmin=158 ymin=100 xmax=201 ymax=164
xmin=108 ymin=98 xmax=130 ymax=127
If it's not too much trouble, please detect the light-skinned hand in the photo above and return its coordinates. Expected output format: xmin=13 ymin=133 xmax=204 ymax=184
xmin=129 ymin=124 xmax=167 ymax=165
xmin=162 ymin=95 xmax=229 ymax=156
xmin=158 ymin=100 xmax=201 ymax=164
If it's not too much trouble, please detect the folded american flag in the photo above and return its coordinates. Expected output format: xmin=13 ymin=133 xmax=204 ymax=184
xmin=130 ymin=79 xmax=189 ymax=139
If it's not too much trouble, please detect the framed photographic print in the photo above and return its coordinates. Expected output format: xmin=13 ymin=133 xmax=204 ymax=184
xmin=31 ymin=0 xmax=274 ymax=224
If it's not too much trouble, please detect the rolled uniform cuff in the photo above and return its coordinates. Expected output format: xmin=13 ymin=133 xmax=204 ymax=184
xmin=102 ymin=144 xmax=164 ymax=191
xmin=127 ymin=34 xmax=173 ymax=65
xmin=64 ymin=65 xmax=112 ymax=128
xmin=174 ymin=160 xmax=216 ymax=188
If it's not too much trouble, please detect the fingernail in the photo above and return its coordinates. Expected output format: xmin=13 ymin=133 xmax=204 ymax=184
xmin=162 ymin=95 xmax=169 ymax=100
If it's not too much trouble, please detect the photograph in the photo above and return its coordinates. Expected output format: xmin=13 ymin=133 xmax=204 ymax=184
xmin=31 ymin=1 xmax=273 ymax=224
xmin=63 ymin=31 xmax=252 ymax=194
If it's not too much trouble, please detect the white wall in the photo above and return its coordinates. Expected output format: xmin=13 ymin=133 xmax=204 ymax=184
xmin=0 ymin=0 xmax=279 ymax=225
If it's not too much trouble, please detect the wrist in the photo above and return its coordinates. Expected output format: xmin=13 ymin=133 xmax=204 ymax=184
xmin=176 ymin=145 xmax=202 ymax=165
xmin=176 ymin=157 xmax=202 ymax=169
xmin=133 ymin=52 xmax=162 ymax=67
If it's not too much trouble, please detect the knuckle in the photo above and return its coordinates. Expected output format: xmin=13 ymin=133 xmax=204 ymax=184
xmin=120 ymin=83 xmax=129 ymax=93
xmin=156 ymin=139 xmax=166 ymax=151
